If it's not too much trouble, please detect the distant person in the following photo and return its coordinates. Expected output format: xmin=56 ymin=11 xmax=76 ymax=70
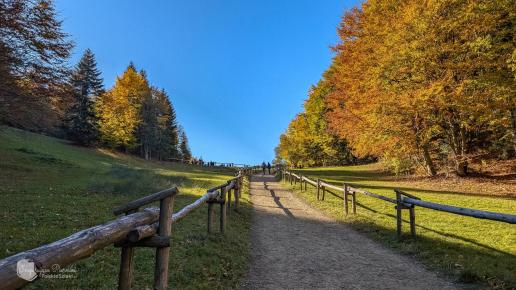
xmin=267 ymin=162 xmax=271 ymax=174
xmin=262 ymin=162 xmax=266 ymax=175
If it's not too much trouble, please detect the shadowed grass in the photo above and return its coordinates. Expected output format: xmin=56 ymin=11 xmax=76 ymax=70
xmin=286 ymin=165 xmax=515 ymax=289
xmin=0 ymin=126 xmax=251 ymax=289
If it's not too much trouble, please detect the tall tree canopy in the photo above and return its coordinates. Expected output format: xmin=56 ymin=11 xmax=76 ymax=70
xmin=95 ymin=63 xmax=184 ymax=160
xmin=179 ymin=128 xmax=192 ymax=162
xmin=64 ymin=48 xmax=103 ymax=145
xmin=325 ymin=0 xmax=515 ymax=176
xmin=279 ymin=0 xmax=515 ymax=176
xmin=136 ymin=85 xmax=181 ymax=160
xmin=276 ymin=71 xmax=355 ymax=167
xmin=0 ymin=0 xmax=73 ymax=131
xmin=153 ymin=88 xmax=180 ymax=160
xmin=0 ymin=2 xmax=189 ymax=162
xmin=95 ymin=64 xmax=149 ymax=150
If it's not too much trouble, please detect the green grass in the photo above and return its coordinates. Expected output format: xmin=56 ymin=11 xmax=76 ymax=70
xmin=0 ymin=126 xmax=252 ymax=289
xmin=286 ymin=165 xmax=516 ymax=289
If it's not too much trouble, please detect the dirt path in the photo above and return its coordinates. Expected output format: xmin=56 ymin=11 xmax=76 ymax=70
xmin=243 ymin=175 xmax=458 ymax=290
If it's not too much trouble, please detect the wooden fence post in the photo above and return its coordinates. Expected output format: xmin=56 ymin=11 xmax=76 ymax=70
xmin=220 ymin=187 xmax=227 ymax=234
xmin=207 ymin=201 xmax=214 ymax=233
xmin=227 ymin=187 xmax=232 ymax=212
xmin=409 ymin=205 xmax=416 ymax=237
xmin=352 ymin=191 xmax=357 ymax=214
xmin=322 ymin=185 xmax=326 ymax=201
xmin=396 ymin=190 xmax=402 ymax=240
xmin=234 ymin=177 xmax=240 ymax=210
xmin=300 ymin=175 xmax=303 ymax=190
xmin=154 ymin=194 xmax=175 ymax=290
xmin=344 ymin=184 xmax=349 ymax=216
xmin=118 ymin=209 xmax=138 ymax=290
xmin=317 ymin=179 xmax=320 ymax=200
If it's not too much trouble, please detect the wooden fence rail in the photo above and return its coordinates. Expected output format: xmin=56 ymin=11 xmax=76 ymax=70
xmin=0 ymin=169 xmax=251 ymax=290
xmin=282 ymin=170 xmax=516 ymax=240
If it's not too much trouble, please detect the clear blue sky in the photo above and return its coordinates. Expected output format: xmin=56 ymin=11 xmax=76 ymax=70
xmin=55 ymin=0 xmax=360 ymax=165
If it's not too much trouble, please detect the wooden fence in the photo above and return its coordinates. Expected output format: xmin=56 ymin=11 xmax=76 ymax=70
xmin=282 ymin=170 xmax=516 ymax=240
xmin=0 ymin=169 xmax=251 ymax=290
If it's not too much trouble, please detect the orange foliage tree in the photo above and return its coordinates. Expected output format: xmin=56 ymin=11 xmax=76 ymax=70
xmin=324 ymin=0 xmax=515 ymax=176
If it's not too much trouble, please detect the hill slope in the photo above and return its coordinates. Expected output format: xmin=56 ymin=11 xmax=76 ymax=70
xmin=0 ymin=126 xmax=251 ymax=289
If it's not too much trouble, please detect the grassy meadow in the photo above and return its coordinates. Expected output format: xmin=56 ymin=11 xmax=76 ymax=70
xmin=286 ymin=165 xmax=515 ymax=289
xmin=0 ymin=126 xmax=252 ymax=289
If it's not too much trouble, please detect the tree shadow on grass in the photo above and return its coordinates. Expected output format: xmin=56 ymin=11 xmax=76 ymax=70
xmin=345 ymin=218 xmax=516 ymax=288
xmin=299 ymin=184 xmax=514 ymax=257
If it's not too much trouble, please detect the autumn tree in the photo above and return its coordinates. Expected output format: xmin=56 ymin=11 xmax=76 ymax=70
xmin=63 ymin=49 xmax=103 ymax=145
xmin=276 ymin=68 xmax=354 ymax=167
xmin=324 ymin=0 xmax=515 ymax=176
xmin=96 ymin=63 xmax=149 ymax=150
xmin=276 ymin=114 xmax=312 ymax=167
xmin=0 ymin=0 xmax=73 ymax=131
xmin=304 ymin=72 xmax=354 ymax=166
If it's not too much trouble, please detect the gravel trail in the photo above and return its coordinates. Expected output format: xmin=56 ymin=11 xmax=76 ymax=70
xmin=242 ymin=174 xmax=458 ymax=290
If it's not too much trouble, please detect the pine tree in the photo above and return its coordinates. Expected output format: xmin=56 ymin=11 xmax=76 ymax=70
xmin=178 ymin=128 xmax=192 ymax=162
xmin=136 ymin=70 xmax=157 ymax=160
xmin=64 ymin=49 xmax=103 ymax=145
xmin=167 ymin=99 xmax=180 ymax=158
xmin=153 ymin=88 xmax=179 ymax=160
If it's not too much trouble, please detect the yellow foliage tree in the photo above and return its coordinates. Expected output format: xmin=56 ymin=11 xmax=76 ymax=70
xmin=95 ymin=64 xmax=151 ymax=150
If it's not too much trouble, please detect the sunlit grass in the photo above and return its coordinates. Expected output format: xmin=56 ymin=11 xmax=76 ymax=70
xmin=0 ymin=126 xmax=251 ymax=289
xmin=286 ymin=165 xmax=516 ymax=289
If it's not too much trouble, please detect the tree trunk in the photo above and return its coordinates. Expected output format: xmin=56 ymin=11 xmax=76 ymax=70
xmin=455 ymin=159 xmax=468 ymax=177
xmin=446 ymin=116 xmax=468 ymax=177
xmin=421 ymin=144 xmax=436 ymax=176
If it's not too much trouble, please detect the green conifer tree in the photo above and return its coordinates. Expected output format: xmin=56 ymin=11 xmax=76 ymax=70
xmin=64 ymin=49 xmax=103 ymax=145
xmin=178 ymin=127 xmax=192 ymax=162
xmin=153 ymin=88 xmax=180 ymax=160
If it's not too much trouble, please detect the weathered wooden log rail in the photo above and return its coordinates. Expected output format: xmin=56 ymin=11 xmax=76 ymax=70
xmin=0 ymin=169 xmax=251 ymax=290
xmin=282 ymin=170 xmax=516 ymax=240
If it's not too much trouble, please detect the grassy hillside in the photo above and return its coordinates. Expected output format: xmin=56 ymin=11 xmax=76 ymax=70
xmin=0 ymin=126 xmax=251 ymax=289
xmin=287 ymin=165 xmax=515 ymax=289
